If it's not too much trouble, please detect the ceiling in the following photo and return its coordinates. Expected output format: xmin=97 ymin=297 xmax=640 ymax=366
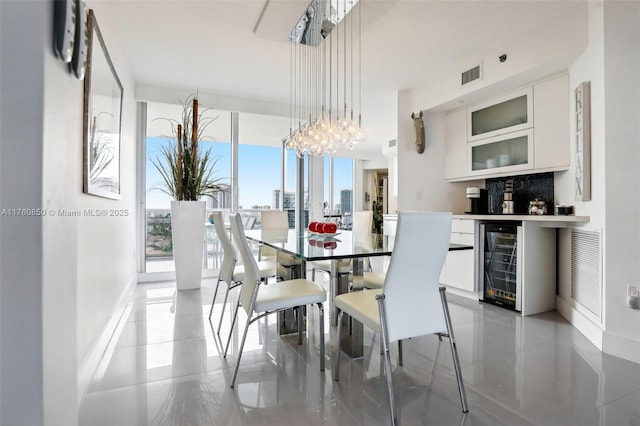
xmin=91 ymin=0 xmax=585 ymax=156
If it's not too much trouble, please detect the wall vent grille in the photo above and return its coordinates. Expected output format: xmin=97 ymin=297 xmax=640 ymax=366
xmin=388 ymin=139 xmax=396 ymax=148
xmin=461 ymin=65 xmax=482 ymax=86
xmin=571 ymin=229 xmax=602 ymax=318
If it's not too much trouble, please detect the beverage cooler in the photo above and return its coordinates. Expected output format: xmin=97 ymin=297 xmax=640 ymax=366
xmin=479 ymin=222 xmax=522 ymax=312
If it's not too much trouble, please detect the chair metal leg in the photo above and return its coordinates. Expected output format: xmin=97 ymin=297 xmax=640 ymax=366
xmin=312 ymin=268 xmax=316 ymax=281
xmin=376 ymin=294 xmax=398 ymax=426
xmin=230 ymin=314 xmax=254 ymax=388
xmin=208 ymin=276 xmax=223 ymax=319
xmin=297 ymin=306 xmax=303 ymax=345
xmin=224 ymin=299 xmax=241 ymax=358
xmin=217 ymin=283 xmax=233 ymax=335
xmin=439 ymin=287 xmax=469 ymax=413
xmin=398 ymin=340 xmax=403 ymax=366
xmin=333 ymin=310 xmax=344 ymax=381
xmin=318 ymin=302 xmax=325 ymax=371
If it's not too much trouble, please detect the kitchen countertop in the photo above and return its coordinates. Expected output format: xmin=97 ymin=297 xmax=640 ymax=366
xmin=383 ymin=213 xmax=589 ymax=223
xmin=453 ymin=214 xmax=590 ymax=223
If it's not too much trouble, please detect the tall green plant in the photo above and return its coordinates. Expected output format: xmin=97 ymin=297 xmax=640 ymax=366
xmin=152 ymin=95 xmax=222 ymax=201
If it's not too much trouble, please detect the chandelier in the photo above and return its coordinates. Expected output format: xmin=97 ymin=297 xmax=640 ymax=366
xmin=285 ymin=0 xmax=367 ymax=158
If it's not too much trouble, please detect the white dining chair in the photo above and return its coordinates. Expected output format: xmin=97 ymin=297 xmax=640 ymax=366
xmin=207 ymin=212 xmax=286 ymax=334
xmin=333 ymin=211 xmax=468 ymax=425
xmin=224 ymin=213 xmax=327 ymax=388
xmin=259 ymin=210 xmax=303 ymax=278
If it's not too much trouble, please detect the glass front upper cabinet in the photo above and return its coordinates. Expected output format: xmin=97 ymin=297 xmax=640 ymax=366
xmin=467 ymin=88 xmax=533 ymax=141
xmin=468 ymin=129 xmax=533 ymax=176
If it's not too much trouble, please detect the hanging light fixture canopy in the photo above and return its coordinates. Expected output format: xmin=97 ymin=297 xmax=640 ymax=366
xmin=285 ymin=0 xmax=366 ymax=158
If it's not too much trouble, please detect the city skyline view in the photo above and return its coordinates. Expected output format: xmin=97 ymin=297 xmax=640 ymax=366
xmin=146 ymin=137 xmax=353 ymax=212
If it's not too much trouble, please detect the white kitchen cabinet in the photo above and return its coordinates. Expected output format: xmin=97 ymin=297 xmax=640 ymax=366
xmin=468 ymin=129 xmax=534 ymax=176
xmin=445 ymin=108 xmax=468 ymax=180
xmin=444 ymin=73 xmax=569 ymax=182
xmin=441 ymin=219 xmax=476 ymax=296
xmin=467 ymin=87 xmax=533 ymax=142
xmin=533 ymin=73 xmax=570 ymax=170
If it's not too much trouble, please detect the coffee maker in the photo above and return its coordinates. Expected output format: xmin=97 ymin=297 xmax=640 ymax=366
xmin=502 ymin=179 xmax=514 ymax=214
xmin=466 ymin=187 xmax=488 ymax=214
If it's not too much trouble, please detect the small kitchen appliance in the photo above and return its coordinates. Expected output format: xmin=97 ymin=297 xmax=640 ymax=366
xmin=465 ymin=187 xmax=488 ymax=214
xmin=555 ymin=205 xmax=574 ymax=215
xmin=528 ymin=199 xmax=547 ymax=215
xmin=502 ymin=179 xmax=515 ymax=214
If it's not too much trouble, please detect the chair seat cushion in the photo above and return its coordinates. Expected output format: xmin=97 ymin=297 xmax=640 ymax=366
xmin=334 ymin=289 xmax=383 ymax=333
xmin=233 ymin=260 xmax=286 ymax=282
xmin=363 ymin=271 xmax=386 ymax=289
xmin=311 ymin=259 xmax=351 ymax=274
xmin=254 ymin=279 xmax=327 ymax=313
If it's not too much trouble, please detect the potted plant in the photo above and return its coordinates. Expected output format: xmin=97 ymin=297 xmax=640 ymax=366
xmin=152 ymin=95 xmax=222 ymax=290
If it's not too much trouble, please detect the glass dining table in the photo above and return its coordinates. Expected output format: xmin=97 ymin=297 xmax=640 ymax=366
xmin=244 ymin=228 xmax=472 ymax=358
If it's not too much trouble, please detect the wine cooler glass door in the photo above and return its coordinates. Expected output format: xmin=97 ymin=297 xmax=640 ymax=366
xmin=481 ymin=222 xmax=522 ymax=311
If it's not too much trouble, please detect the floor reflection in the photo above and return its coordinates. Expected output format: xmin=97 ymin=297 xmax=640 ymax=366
xmin=79 ymin=276 xmax=640 ymax=426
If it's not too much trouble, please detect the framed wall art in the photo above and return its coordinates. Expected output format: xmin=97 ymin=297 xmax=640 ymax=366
xmin=83 ymin=9 xmax=123 ymax=199
xmin=574 ymin=81 xmax=591 ymax=201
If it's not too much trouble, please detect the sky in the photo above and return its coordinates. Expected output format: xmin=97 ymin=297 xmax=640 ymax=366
xmin=146 ymin=137 xmax=353 ymax=210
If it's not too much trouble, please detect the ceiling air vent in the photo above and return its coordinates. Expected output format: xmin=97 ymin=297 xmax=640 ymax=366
xmin=461 ymin=64 xmax=482 ymax=86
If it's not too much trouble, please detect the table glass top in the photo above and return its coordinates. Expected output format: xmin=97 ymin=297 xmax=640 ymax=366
xmin=244 ymin=229 xmax=471 ymax=261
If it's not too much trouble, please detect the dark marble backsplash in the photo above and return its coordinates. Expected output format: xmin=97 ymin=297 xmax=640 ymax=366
xmin=486 ymin=172 xmax=555 ymax=215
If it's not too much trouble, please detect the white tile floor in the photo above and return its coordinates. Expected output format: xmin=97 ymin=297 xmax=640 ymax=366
xmin=79 ymin=271 xmax=640 ymax=426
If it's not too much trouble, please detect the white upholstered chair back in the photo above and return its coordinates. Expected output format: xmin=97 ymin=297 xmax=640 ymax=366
xmin=229 ymin=213 xmax=261 ymax=316
xmin=212 ymin=212 xmax=236 ymax=284
xmin=383 ymin=212 xmax=452 ymax=342
xmin=261 ymin=210 xmax=289 ymax=230
xmin=353 ymin=210 xmax=373 ymax=249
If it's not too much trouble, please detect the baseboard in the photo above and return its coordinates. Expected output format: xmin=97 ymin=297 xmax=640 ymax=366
xmin=444 ymin=286 xmax=479 ymax=301
xmin=555 ymin=295 xmax=603 ymax=350
xmin=603 ymin=330 xmax=640 ymax=364
xmin=137 ymin=268 xmax=218 ymax=283
xmin=77 ymin=277 xmax=137 ymax=406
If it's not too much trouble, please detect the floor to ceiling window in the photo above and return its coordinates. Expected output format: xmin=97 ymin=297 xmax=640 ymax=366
xmin=323 ymin=156 xmax=354 ymax=229
xmin=285 ymin=148 xmax=309 ymax=228
xmin=144 ymin=102 xmax=231 ymax=274
xmin=140 ymin=104 xmax=301 ymax=275
xmin=139 ymin=101 xmax=355 ymax=276
xmin=237 ymin=112 xmax=289 ymax=228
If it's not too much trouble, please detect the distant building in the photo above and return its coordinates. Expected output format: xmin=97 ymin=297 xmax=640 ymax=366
xmin=283 ymin=192 xmax=295 ymax=209
xmin=272 ymin=189 xmax=280 ymax=209
xmin=340 ymin=189 xmax=352 ymax=216
xmin=204 ymin=184 xmax=231 ymax=210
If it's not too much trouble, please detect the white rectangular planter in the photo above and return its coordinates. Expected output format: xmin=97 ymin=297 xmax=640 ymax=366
xmin=171 ymin=200 xmax=205 ymax=290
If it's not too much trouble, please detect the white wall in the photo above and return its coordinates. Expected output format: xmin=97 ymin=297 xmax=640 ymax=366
xmin=396 ymin=91 xmax=480 ymax=214
xmin=1 ymin=1 xmax=138 ymax=423
xmin=1 ymin=2 xmax=47 ymax=423
xmin=556 ymin=0 xmax=640 ymax=363
xmin=76 ymin=1 xmax=138 ymax=398
xmin=601 ymin=0 xmax=640 ymax=360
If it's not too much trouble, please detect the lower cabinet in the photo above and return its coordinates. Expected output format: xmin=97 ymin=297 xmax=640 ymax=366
xmin=440 ymin=219 xmax=476 ymax=295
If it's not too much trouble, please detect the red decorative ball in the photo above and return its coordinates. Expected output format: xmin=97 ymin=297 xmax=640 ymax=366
xmin=323 ymin=241 xmax=337 ymax=249
xmin=324 ymin=223 xmax=337 ymax=234
xmin=309 ymin=222 xmax=318 ymax=232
